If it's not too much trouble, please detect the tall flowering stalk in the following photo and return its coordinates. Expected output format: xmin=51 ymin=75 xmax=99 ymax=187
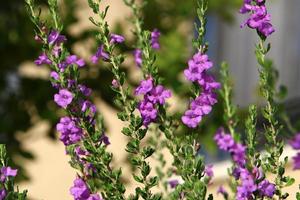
xmin=0 ymin=144 xmax=27 ymax=200
xmin=240 ymin=0 xmax=294 ymax=198
xmin=25 ymin=0 xmax=126 ymax=199
xmin=87 ymin=0 xmax=169 ymax=199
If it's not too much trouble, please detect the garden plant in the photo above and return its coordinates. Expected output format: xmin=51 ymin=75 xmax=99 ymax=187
xmin=0 ymin=0 xmax=300 ymax=199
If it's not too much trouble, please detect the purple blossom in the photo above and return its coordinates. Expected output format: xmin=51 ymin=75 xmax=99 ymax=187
xmin=147 ymin=85 xmax=171 ymax=105
xmin=138 ymin=100 xmax=158 ymax=126
xmin=231 ymin=143 xmax=246 ymax=166
xmin=81 ymin=100 xmax=97 ymax=118
xmin=134 ymin=49 xmax=142 ymax=67
xmin=236 ymin=176 xmax=257 ymax=200
xmin=214 ymin=129 xmax=235 ymax=151
xmin=135 ymin=78 xmax=153 ymax=95
xmin=50 ymin=71 xmax=59 ymax=81
xmin=91 ymin=45 xmax=109 ymax=63
xmin=58 ymin=61 xmax=68 ymax=71
xmin=258 ymin=180 xmax=276 ymax=198
xmin=56 ymin=117 xmax=83 ymax=146
xmin=168 ymin=179 xmax=179 ymax=189
xmin=54 ymin=89 xmax=73 ymax=108
xmin=204 ymin=164 xmax=214 ymax=178
xmin=111 ymin=79 xmax=119 ymax=88
xmin=34 ymin=53 xmax=52 ymax=66
xmin=184 ymin=53 xmax=213 ymax=82
xmin=0 ymin=189 xmax=6 ymax=200
xmin=240 ymin=2 xmax=275 ymax=37
xmin=100 ymin=134 xmax=111 ymax=145
xmin=292 ymin=152 xmax=300 ymax=170
xmin=181 ymin=109 xmax=202 ymax=128
xmin=48 ymin=30 xmax=66 ymax=45
xmin=75 ymin=146 xmax=88 ymax=157
xmin=87 ymin=194 xmax=102 ymax=200
xmin=198 ymin=73 xmax=221 ymax=92
xmin=1 ymin=167 xmax=18 ymax=177
xmin=70 ymin=178 xmax=90 ymax=200
xmin=289 ymin=133 xmax=300 ymax=150
xmin=151 ymin=29 xmax=161 ymax=50
xmin=110 ymin=34 xmax=125 ymax=44
xmin=66 ymin=55 xmax=85 ymax=68
xmin=78 ymin=84 xmax=92 ymax=97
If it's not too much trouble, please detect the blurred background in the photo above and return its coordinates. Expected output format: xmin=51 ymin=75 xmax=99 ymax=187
xmin=1 ymin=0 xmax=300 ymax=199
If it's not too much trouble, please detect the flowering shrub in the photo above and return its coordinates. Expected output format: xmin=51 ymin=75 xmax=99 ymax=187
xmin=1 ymin=0 xmax=299 ymax=199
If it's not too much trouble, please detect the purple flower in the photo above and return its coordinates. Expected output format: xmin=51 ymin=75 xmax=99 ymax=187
xmin=135 ymin=78 xmax=154 ymax=95
xmin=78 ymin=84 xmax=92 ymax=97
xmin=48 ymin=30 xmax=66 ymax=45
xmin=70 ymin=178 xmax=90 ymax=200
xmin=54 ymin=89 xmax=73 ymax=108
xmin=214 ymin=129 xmax=235 ymax=151
xmin=198 ymin=73 xmax=221 ymax=92
xmin=184 ymin=53 xmax=213 ymax=82
xmin=91 ymin=45 xmax=109 ymax=63
xmin=204 ymin=164 xmax=214 ymax=178
xmin=34 ymin=53 xmax=52 ymax=66
xmin=75 ymin=146 xmax=88 ymax=157
xmin=240 ymin=3 xmax=275 ymax=37
xmin=0 ymin=189 xmax=6 ymax=200
xmin=110 ymin=34 xmax=125 ymax=44
xmin=168 ymin=179 xmax=179 ymax=189
xmin=289 ymin=133 xmax=300 ymax=150
xmin=147 ymin=85 xmax=171 ymax=105
xmin=231 ymin=143 xmax=246 ymax=166
xmin=56 ymin=117 xmax=83 ymax=146
xmin=134 ymin=49 xmax=142 ymax=67
xmin=258 ymin=180 xmax=275 ymax=198
xmin=292 ymin=152 xmax=300 ymax=170
xmin=138 ymin=100 xmax=158 ymax=126
xmin=87 ymin=194 xmax=102 ymax=200
xmin=236 ymin=177 xmax=256 ymax=200
xmin=81 ymin=100 xmax=97 ymax=117
xmin=50 ymin=71 xmax=59 ymax=81
xmin=181 ymin=109 xmax=202 ymax=128
xmin=151 ymin=29 xmax=161 ymax=50
xmin=100 ymin=134 xmax=110 ymax=145
xmin=111 ymin=79 xmax=119 ymax=88
xmin=66 ymin=55 xmax=85 ymax=68
xmin=1 ymin=167 xmax=18 ymax=177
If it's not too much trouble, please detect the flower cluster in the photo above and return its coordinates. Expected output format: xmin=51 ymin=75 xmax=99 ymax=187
xmin=151 ymin=29 xmax=161 ymax=50
xmin=34 ymin=29 xmax=108 ymax=199
xmin=289 ymin=133 xmax=300 ymax=169
xmin=70 ymin=178 xmax=102 ymax=200
xmin=0 ymin=166 xmax=18 ymax=199
xmin=133 ymin=29 xmax=161 ymax=67
xmin=91 ymin=34 xmax=125 ymax=64
xmin=214 ymin=129 xmax=275 ymax=199
xmin=182 ymin=53 xmax=220 ymax=128
xmin=135 ymin=77 xmax=171 ymax=126
xmin=240 ymin=0 xmax=275 ymax=37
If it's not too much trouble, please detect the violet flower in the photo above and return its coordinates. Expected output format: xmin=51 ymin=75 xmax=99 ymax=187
xmin=34 ymin=53 xmax=52 ymax=66
xmin=151 ymin=29 xmax=161 ymax=50
xmin=54 ymin=89 xmax=74 ymax=108
xmin=91 ymin=45 xmax=109 ymax=63
xmin=110 ymin=34 xmax=125 ymax=44
xmin=66 ymin=55 xmax=85 ymax=68
xmin=48 ymin=30 xmax=67 ymax=45
xmin=133 ymin=49 xmax=142 ymax=67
